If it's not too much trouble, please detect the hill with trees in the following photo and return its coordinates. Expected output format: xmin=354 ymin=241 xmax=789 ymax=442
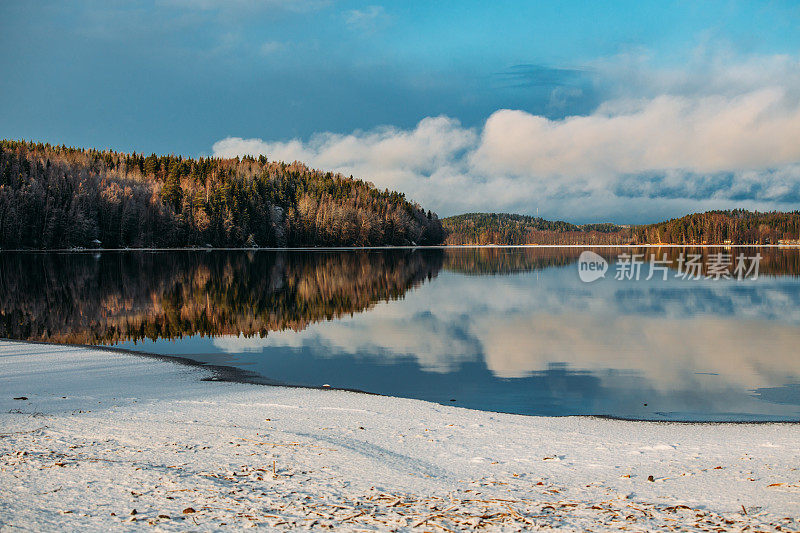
xmin=0 ymin=140 xmax=444 ymax=249
xmin=442 ymin=213 xmax=631 ymax=245
xmin=443 ymin=210 xmax=800 ymax=245
xmin=633 ymin=209 xmax=800 ymax=245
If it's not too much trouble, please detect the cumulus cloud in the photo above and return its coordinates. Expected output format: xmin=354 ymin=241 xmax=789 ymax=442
xmin=213 ymin=54 xmax=800 ymax=221
xmin=212 ymin=115 xmax=477 ymax=201
xmin=470 ymin=89 xmax=800 ymax=178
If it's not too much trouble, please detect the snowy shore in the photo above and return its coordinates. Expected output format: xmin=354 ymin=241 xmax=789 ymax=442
xmin=1 ymin=340 xmax=799 ymax=531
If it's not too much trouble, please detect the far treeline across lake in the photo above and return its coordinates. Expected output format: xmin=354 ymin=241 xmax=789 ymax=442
xmin=442 ymin=211 xmax=800 ymax=246
xmin=1 ymin=140 xmax=799 ymax=249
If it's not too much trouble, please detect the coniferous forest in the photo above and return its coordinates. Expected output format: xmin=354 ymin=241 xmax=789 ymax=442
xmin=443 ymin=210 xmax=800 ymax=245
xmin=442 ymin=213 xmax=630 ymax=245
xmin=3 ymin=140 xmax=800 ymax=249
xmin=0 ymin=140 xmax=444 ymax=249
xmin=632 ymin=209 xmax=800 ymax=245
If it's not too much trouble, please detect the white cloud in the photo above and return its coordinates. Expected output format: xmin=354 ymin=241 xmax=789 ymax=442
xmin=212 ymin=54 xmax=800 ymax=221
xmin=344 ymin=5 xmax=387 ymax=31
xmin=470 ymin=88 xmax=800 ymax=178
xmin=594 ymin=49 xmax=800 ymax=102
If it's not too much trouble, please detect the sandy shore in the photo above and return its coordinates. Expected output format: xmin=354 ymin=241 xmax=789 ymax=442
xmin=1 ymin=340 xmax=799 ymax=531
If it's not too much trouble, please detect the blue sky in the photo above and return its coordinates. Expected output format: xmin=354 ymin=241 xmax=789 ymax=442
xmin=2 ymin=0 xmax=800 ymax=222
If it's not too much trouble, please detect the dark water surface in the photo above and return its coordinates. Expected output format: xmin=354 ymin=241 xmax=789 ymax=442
xmin=2 ymin=247 xmax=800 ymax=421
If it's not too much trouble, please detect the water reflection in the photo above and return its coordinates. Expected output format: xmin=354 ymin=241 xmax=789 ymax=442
xmin=0 ymin=250 xmax=442 ymax=344
xmin=1 ymin=247 xmax=799 ymax=421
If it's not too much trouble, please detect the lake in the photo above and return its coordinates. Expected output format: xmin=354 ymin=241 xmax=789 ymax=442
xmin=2 ymin=247 xmax=799 ymax=421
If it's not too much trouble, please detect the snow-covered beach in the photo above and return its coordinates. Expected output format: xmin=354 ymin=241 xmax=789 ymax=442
xmin=1 ymin=340 xmax=798 ymax=531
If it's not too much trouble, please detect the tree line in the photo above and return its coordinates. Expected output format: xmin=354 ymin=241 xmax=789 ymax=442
xmin=0 ymin=140 xmax=444 ymax=249
xmin=443 ymin=210 xmax=800 ymax=245
xmin=3 ymin=139 xmax=798 ymax=249
xmin=442 ymin=213 xmax=631 ymax=245
xmin=633 ymin=209 xmax=800 ymax=245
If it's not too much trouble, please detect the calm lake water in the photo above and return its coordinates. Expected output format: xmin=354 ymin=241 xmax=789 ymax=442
xmin=2 ymin=247 xmax=800 ymax=421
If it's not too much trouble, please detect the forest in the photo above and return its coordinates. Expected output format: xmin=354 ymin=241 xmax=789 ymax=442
xmin=633 ymin=209 xmax=800 ymax=245
xmin=0 ymin=140 xmax=444 ymax=248
xmin=442 ymin=213 xmax=631 ymax=245
xmin=3 ymin=140 xmax=799 ymax=249
xmin=443 ymin=210 xmax=800 ymax=245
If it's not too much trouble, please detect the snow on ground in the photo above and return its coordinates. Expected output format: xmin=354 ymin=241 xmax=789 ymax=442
xmin=1 ymin=340 xmax=799 ymax=531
